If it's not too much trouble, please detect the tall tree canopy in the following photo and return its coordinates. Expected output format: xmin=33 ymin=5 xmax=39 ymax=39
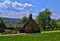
xmin=36 ymin=9 xmax=51 ymax=31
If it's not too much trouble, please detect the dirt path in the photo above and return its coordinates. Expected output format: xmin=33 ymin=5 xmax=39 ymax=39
xmin=41 ymin=30 xmax=60 ymax=33
xmin=0 ymin=30 xmax=60 ymax=36
xmin=0 ymin=33 xmax=26 ymax=36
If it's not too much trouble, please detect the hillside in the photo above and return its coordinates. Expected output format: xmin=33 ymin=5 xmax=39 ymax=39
xmin=3 ymin=18 xmax=20 ymax=22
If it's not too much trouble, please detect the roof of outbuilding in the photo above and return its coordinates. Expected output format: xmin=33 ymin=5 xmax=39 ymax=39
xmin=18 ymin=24 xmax=24 ymax=28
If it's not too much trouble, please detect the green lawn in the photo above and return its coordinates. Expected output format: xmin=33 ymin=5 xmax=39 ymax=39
xmin=0 ymin=32 xmax=60 ymax=41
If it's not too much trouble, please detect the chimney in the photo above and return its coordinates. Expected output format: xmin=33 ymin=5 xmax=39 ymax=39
xmin=29 ymin=14 xmax=32 ymax=19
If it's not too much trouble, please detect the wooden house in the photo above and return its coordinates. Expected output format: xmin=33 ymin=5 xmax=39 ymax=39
xmin=5 ymin=22 xmax=16 ymax=30
xmin=18 ymin=14 xmax=40 ymax=33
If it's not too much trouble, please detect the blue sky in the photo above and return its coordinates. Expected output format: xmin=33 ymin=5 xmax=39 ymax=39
xmin=0 ymin=0 xmax=60 ymax=19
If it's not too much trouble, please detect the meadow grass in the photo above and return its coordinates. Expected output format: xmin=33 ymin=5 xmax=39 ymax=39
xmin=0 ymin=32 xmax=60 ymax=41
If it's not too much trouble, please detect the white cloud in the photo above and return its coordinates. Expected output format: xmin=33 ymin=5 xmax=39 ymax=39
xmin=40 ymin=8 xmax=46 ymax=12
xmin=0 ymin=10 xmax=26 ymax=18
xmin=0 ymin=8 xmax=60 ymax=19
xmin=0 ymin=0 xmax=11 ymax=8
xmin=12 ymin=1 xmax=24 ymax=10
xmin=0 ymin=0 xmax=33 ymax=10
xmin=0 ymin=0 xmax=33 ymax=18
xmin=12 ymin=2 xmax=32 ymax=10
xmin=0 ymin=9 xmax=38 ymax=19
xmin=51 ymin=13 xmax=60 ymax=19
xmin=24 ymin=3 xmax=32 ymax=7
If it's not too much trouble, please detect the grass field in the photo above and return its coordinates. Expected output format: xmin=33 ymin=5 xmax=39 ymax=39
xmin=0 ymin=32 xmax=60 ymax=41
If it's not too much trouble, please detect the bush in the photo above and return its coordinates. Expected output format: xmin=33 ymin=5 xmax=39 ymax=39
xmin=1 ymin=30 xmax=17 ymax=35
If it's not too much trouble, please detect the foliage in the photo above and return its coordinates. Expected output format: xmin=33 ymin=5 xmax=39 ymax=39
xmin=0 ymin=17 xmax=3 ymax=21
xmin=1 ymin=30 xmax=17 ymax=35
xmin=55 ymin=19 xmax=60 ymax=30
xmin=0 ymin=17 xmax=5 ymax=33
xmin=16 ymin=16 xmax=27 ymax=24
xmin=36 ymin=9 xmax=51 ymax=31
xmin=56 ymin=19 xmax=60 ymax=25
xmin=50 ymin=20 xmax=57 ymax=30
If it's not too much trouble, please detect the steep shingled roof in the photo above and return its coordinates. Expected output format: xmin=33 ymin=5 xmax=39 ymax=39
xmin=18 ymin=14 xmax=39 ymax=28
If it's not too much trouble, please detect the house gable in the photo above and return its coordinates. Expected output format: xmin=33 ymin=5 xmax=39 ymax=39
xmin=19 ymin=14 xmax=40 ymax=33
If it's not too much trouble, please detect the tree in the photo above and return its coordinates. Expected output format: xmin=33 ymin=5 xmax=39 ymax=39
xmin=16 ymin=16 xmax=27 ymax=24
xmin=0 ymin=17 xmax=5 ymax=32
xmin=56 ymin=19 xmax=60 ymax=29
xmin=50 ymin=20 xmax=57 ymax=30
xmin=36 ymin=9 xmax=51 ymax=31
